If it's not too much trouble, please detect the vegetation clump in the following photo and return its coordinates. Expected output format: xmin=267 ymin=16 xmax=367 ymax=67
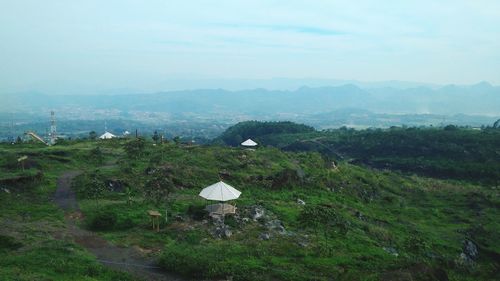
xmin=217 ymin=120 xmax=314 ymax=146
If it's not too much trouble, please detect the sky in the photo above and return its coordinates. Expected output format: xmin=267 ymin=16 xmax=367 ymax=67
xmin=1 ymin=0 xmax=500 ymax=94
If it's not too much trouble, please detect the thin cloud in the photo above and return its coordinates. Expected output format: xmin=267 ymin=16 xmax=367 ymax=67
xmin=212 ymin=23 xmax=344 ymax=36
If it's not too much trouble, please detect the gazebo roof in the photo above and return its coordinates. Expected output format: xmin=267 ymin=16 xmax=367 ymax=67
xmin=199 ymin=181 xmax=241 ymax=201
xmin=99 ymin=132 xmax=116 ymax=139
xmin=241 ymin=139 xmax=258 ymax=147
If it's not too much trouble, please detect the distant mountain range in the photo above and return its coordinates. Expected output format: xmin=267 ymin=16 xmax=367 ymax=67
xmin=3 ymin=82 xmax=500 ymax=117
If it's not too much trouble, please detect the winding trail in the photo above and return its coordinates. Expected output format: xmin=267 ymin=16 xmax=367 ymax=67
xmin=54 ymin=171 xmax=186 ymax=281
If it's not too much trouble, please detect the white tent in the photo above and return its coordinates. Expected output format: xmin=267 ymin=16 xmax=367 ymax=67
xmin=199 ymin=181 xmax=241 ymax=202
xmin=99 ymin=132 xmax=116 ymax=139
xmin=241 ymin=139 xmax=258 ymax=147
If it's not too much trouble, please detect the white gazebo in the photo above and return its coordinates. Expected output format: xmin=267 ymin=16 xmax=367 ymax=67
xmin=99 ymin=132 xmax=116 ymax=139
xmin=241 ymin=139 xmax=258 ymax=147
xmin=199 ymin=181 xmax=241 ymax=216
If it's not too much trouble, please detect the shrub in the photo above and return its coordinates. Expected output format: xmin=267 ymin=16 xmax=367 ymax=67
xmin=88 ymin=210 xmax=118 ymax=231
xmin=0 ymin=235 xmax=22 ymax=251
xmin=187 ymin=204 xmax=208 ymax=221
xmin=117 ymin=218 xmax=136 ymax=230
xmin=224 ymin=215 xmax=238 ymax=228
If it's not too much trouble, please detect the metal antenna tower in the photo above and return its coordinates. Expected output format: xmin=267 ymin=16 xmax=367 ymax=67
xmin=10 ymin=113 xmax=15 ymax=143
xmin=50 ymin=111 xmax=57 ymax=144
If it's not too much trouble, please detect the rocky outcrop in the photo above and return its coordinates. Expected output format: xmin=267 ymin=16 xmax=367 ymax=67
xmin=455 ymin=239 xmax=479 ymax=269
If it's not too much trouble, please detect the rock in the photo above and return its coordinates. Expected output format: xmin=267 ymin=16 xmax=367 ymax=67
xmin=355 ymin=211 xmax=364 ymax=220
xmin=213 ymin=225 xmax=232 ymax=239
xmin=456 ymin=252 xmax=475 ymax=268
xmin=277 ymin=225 xmax=287 ymax=234
xmin=105 ymin=179 xmax=126 ymax=192
xmin=297 ymin=199 xmax=306 ymax=205
xmin=211 ymin=215 xmax=224 ymax=225
xmin=463 ymin=240 xmax=478 ymax=260
xmin=266 ymin=219 xmax=287 ymax=235
xmin=218 ymin=170 xmax=231 ymax=180
xmin=296 ymin=168 xmax=306 ymax=180
xmin=251 ymin=206 xmax=265 ymax=221
xmin=455 ymin=240 xmax=479 ymax=269
xmin=383 ymin=247 xmax=399 ymax=257
xmin=260 ymin=233 xmax=270 ymax=240
xmin=298 ymin=240 xmax=308 ymax=247
xmin=223 ymin=228 xmax=232 ymax=238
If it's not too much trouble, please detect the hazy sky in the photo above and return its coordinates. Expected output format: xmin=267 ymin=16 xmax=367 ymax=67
xmin=1 ymin=0 xmax=500 ymax=94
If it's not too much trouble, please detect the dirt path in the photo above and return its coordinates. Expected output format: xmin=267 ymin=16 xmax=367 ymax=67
xmin=54 ymin=171 xmax=186 ymax=281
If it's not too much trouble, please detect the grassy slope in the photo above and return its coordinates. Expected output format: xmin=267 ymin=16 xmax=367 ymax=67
xmin=1 ymin=140 xmax=499 ymax=280
xmin=72 ymin=141 xmax=498 ymax=280
xmin=256 ymin=127 xmax=500 ymax=185
xmin=0 ymin=141 xmax=135 ymax=281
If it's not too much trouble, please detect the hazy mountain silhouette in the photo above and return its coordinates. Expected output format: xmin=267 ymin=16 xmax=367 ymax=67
xmin=3 ymin=82 xmax=500 ymax=116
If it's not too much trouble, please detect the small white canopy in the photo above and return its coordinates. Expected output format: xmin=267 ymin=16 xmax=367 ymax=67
xmin=241 ymin=139 xmax=258 ymax=147
xmin=99 ymin=132 xmax=116 ymax=139
xmin=199 ymin=181 xmax=241 ymax=202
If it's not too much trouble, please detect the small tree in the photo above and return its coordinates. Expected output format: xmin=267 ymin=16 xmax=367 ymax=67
xmin=493 ymin=119 xmax=500 ymax=129
xmin=89 ymin=146 xmax=103 ymax=164
xmin=144 ymin=169 xmax=175 ymax=222
xmin=123 ymin=137 xmax=146 ymax=159
xmin=86 ymin=170 xmax=106 ymax=207
xmin=89 ymin=131 xmax=97 ymax=140
xmin=152 ymin=130 xmax=159 ymax=144
xmin=124 ymin=187 xmax=135 ymax=205
xmin=299 ymin=205 xmax=349 ymax=256
xmin=404 ymin=232 xmax=430 ymax=261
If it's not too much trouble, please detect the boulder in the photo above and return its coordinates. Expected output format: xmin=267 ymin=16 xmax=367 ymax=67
xmin=218 ymin=170 xmax=231 ymax=180
xmin=355 ymin=211 xmax=364 ymax=220
xmin=251 ymin=206 xmax=265 ymax=221
xmin=260 ymin=233 xmax=270 ymax=240
xmin=298 ymin=240 xmax=308 ymax=247
xmin=297 ymin=199 xmax=306 ymax=205
xmin=266 ymin=219 xmax=287 ymax=235
xmin=383 ymin=247 xmax=399 ymax=257
xmin=456 ymin=252 xmax=475 ymax=268
xmin=105 ymin=179 xmax=126 ymax=192
xmin=463 ymin=240 xmax=478 ymax=260
xmin=213 ymin=225 xmax=232 ymax=239
xmin=211 ymin=215 xmax=224 ymax=225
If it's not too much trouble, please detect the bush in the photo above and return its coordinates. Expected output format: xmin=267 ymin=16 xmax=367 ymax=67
xmin=88 ymin=210 xmax=118 ymax=231
xmin=117 ymin=218 xmax=136 ymax=230
xmin=0 ymin=235 xmax=22 ymax=251
xmin=187 ymin=204 xmax=208 ymax=221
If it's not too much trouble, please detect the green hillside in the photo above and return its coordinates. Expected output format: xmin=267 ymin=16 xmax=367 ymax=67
xmin=219 ymin=122 xmax=500 ymax=186
xmin=1 ymin=138 xmax=499 ymax=280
